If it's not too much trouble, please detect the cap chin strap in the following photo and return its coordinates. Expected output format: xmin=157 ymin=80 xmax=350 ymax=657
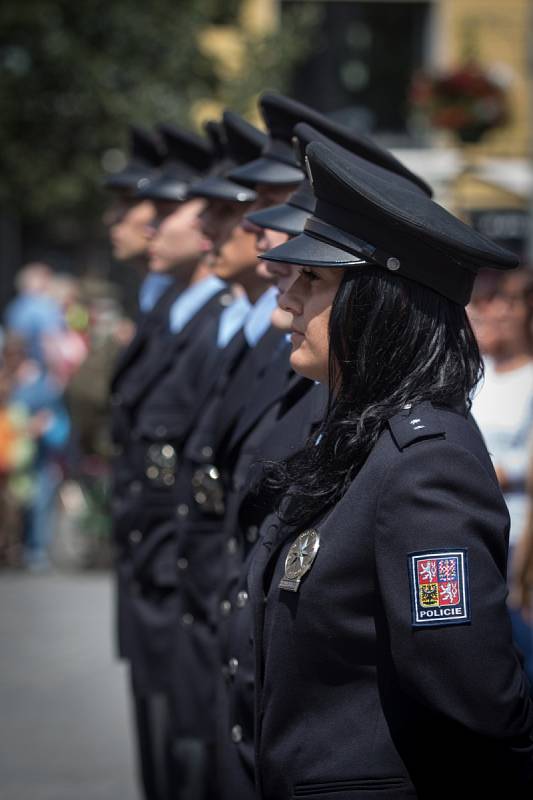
xmin=304 ymin=217 xmax=401 ymax=272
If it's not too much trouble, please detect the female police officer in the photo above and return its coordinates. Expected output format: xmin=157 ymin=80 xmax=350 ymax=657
xmin=247 ymin=139 xmax=533 ymax=799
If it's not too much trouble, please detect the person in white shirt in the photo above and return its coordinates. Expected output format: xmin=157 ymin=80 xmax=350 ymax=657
xmin=470 ymin=267 xmax=533 ymax=688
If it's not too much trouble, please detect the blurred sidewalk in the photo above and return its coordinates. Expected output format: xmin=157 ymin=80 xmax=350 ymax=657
xmin=0 ymin=571 xmax=139 ymax=800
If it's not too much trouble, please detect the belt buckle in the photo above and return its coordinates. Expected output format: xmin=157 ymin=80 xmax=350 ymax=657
xmin=145 ymin=443 xmax=177 ymax=487
xmin=191 ymin=464 xmax=225 ymax=516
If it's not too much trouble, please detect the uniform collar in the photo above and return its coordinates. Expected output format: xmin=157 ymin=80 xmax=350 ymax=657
xmin=168 ymin=275 xmax=226 ymax=334
xmin=243 ymin=286 xmax=278 ymax=347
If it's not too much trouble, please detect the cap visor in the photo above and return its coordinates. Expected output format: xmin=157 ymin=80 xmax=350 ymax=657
xmin=228 ymin=157 xmax=304 ymax=187
xmin=259 ymin=232 xmax=368 ymax=268
xmin=189 ymin=176 xmax=256 ymax=203
xmin=104 ymin=169 xmax=152 ymax=192
xmin=246 ymin=203 xmax=310 ymax=236
xmin=137 ymin=178 xmax=188 ymax=202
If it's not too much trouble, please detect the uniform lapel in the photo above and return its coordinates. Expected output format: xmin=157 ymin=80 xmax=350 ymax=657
xmin=120 ymin=288 xmax=224 ymax=410
xmin=214 ymin=326 xmax=286 ymax=453
xmin=111 ymin=281 xmax=180 ymax=390
xmin=227 ymin=345 xmax=292 ymax=455
xmin=111 ymin=314 xmax=151 ymax=390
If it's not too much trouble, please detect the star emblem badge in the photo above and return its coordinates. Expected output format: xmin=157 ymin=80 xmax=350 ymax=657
xmin=279 ymin=529 xmax=320 ymax=592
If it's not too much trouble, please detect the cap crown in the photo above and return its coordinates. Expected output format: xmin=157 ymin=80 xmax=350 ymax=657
xmin=223 ymin=111 xmax=267 ymax=166
xmin=294 ymin=122 xmax=431 ymax=196
xmin=129 ymin=125 xmax=166 ymax=167
xmin=307 ymin=140 xmax=514 ymax=269
xmin=158 ymin=124 xmax=213 ymax=175
xmin=303 ymin=140 xmax=517 ymax=303
xmin=259 ymin=92 xmax=343 ymax=144
xmin=204 ymin=120 xmax=227 ymax=162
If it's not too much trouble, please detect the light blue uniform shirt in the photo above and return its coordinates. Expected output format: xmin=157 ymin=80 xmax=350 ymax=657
xmin=168 ymin=275 xmax=226 ymax=334
xmin=243 ymin=286 xmax=279 ymax=347
xmin=217 ymin=295 xmax=252 ymax=348
xmin=138 ymin=274 xmax=174 ymax=313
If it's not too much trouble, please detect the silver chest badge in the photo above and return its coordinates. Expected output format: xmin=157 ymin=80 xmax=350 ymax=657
xmin=279 ymin=529 xmax=320 ymax=592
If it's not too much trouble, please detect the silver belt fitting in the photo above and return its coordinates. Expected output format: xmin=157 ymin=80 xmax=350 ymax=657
xmin=191 ymin=464 xmax=225 ymax=516
xmin=145 ymin=443 xmax=177 ymax=487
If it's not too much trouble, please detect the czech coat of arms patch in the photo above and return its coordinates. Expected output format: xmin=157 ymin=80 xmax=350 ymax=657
xmin=408 ymin=549 xmax=471 ymax=627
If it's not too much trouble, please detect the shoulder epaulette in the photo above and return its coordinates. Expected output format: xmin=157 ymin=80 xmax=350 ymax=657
xmin=387 ymin=401 xmax=446 ymax=451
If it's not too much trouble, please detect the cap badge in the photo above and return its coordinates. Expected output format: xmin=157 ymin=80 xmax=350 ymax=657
xmin=279 ymin=528 xmax=320 ymax=592
xmin=304 ymin=155 xmax=314 ymax=187
xmin=386 ymin=257 xmax=401 ymax=271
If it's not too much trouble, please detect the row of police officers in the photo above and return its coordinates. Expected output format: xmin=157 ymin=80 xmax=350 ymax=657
xmin=104 ymin=92 xmax=533 ymax=799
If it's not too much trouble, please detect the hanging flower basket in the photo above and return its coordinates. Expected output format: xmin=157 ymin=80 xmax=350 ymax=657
xmin=409 ymin=62 xmax=510 ymax=144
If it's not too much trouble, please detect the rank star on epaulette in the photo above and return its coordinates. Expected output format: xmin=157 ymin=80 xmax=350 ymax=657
xmin=408 ymin=549 xmax=471 ymax=627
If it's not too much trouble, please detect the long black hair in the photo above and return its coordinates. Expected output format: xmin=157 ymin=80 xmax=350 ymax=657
xmin=260 ymin=265 xmax=483 ymax=529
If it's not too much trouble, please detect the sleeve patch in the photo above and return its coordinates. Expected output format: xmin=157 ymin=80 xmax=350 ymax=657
xmin=407 ymin=549 xmax=471 ymax=628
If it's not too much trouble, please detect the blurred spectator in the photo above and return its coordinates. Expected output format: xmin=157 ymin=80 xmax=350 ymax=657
xmin=3 ymin=334 xmax=70 ymax=571
xmin=0 ymin=336 xmax=35 ymax=567
xmin=43 ymin=273 xmax=90 ymax=386
xmin=4 ymin=263 xmax=64 ymax=366
xmin=66 ymin=276 xmax=125 ymax=461
xmin=469 ymin=267 xmax=533 ymax=686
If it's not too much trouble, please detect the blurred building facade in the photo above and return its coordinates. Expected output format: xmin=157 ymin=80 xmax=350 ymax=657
xmin=209 ymin=0 xmax=532 ymax=259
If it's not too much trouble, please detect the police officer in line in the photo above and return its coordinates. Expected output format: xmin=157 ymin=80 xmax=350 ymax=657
xmin=239 ymin=139 xmax=533 ymax=798
xmin=171 ymin=96 xmax=351 ymax=789
xmin=107 ymin=124 xmax=222 ymax=800
xmin=119 ymin=113 xmax=267 ymax=800
xmin=162 ymin=110 xmax=295 ymax=799
xmin=213 ymin=113 xmax=433 ymax=800
xmin=167 ymin=91 xmax=428 ymax=798
xmin=105 ymin=126 xmax=165 ymax=269
xmin=105 ymin=126 xmax=181 ymax=800
xmin=104 ymin=126 xmax=177 ymax=674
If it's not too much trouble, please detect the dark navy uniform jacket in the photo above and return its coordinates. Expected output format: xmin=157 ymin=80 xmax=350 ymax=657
xmin=110 ymin=281 xmax=182 ymax=661
xmin=110 ymin=282 xmax=181 ymax=504
xmin=216 ymin=380 xmax=326 ymax=800
xmin=112 ymin=286 xmax=230 ymax=691
xmin=248 ymin=402 xmax=533 ymax=799
xmin=171 ymin=325 xmax=287 ymax=737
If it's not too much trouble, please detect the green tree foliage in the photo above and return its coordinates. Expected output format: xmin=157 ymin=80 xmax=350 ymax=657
xmin=0 ymin=0 xmax=314 ymax=227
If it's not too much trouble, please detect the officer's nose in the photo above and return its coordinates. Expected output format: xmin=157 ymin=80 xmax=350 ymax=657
xmin=275 ymin=265 xmax=302 ymax=313
xmin=241 ymin=216 xmax=261 ymax=236
xmin=145 ymin=217 xmax=160 ymax=240
xmin=197 ymin=207 xmax=212 ymax=237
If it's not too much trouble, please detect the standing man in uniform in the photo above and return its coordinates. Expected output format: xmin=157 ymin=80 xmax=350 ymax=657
xmin=106 ymin=123 xmax=215 ymax=800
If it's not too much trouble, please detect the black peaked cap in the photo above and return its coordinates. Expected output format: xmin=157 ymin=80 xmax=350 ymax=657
xmin=189 ymin=111 xmax=266 ymax=203
xmin=224 ymin=111 xmax=267 ymax=166
xmin=204 ymin=119 xmax=227 ymax=162
xmin=246 ymin=120 xmax=432 ymax=235
xmin=137 ymin=124 xmax=214 ymax=202
xmin=159 ymin=124 xmax=213 ymax=172
xmin=293 ymin=122 xmax=432 ymax=196
xmin=260 ymin=140 xmax=518 ymax=305
xmin=104 ymin=125 xmax=166 ymax=192
xmin=228 ymin=92 xmax=315 ymax=186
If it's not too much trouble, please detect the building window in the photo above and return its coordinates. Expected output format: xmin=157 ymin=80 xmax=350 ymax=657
xmin=282 ymin=0 xmax=432 ymax=142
